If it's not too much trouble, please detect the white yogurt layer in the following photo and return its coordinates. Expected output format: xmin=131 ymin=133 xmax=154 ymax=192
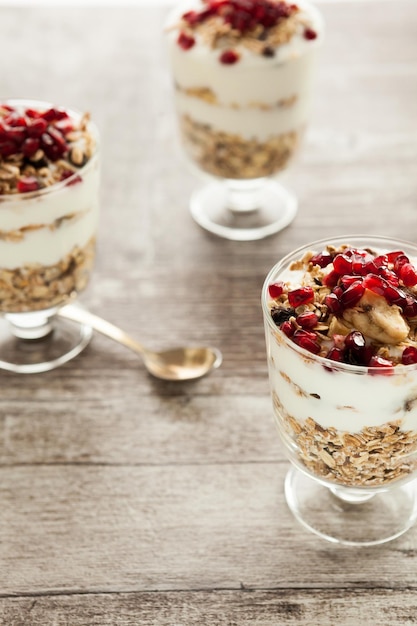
xmin=0 ymin=156 xmax=99 ymax=269
xmin=166 ymin=0 xmax=323 ymax=140
xmin=266 ymin=330 xmax=417 ymax=434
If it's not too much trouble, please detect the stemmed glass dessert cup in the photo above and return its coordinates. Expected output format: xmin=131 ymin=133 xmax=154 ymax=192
xmin=0 ymin=99 xmax=100 ymax=373
xmin=262 ymin=235 xmax=417 ymax=545
xmin=165 ymin=0 xmax=323 ymax=241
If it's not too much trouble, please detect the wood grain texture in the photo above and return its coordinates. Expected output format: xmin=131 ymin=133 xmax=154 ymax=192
xmin=0 ymin=1 xmax=416 ymax=623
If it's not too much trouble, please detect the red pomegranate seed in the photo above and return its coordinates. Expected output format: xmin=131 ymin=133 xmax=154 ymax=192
xmin=47 ymin=128 xmax=68 ymax=154
xmin=384 ymin=285 xmax=407 ymax=307
xmin=60 ymin=170 xmax=82 ymax=186
xmin=25 ymin=107 xmax=41 ymax=119
xmin=368 ymin=355 xmax=394 ymax=375
xmin=16 ymin=176 xmax=40 ymax=193
xmin=402 ymin=296 xmax=417 ymax=318
xmin=182 ymin=10 xmax=201 ymax=25
xmin=402 ymin=346 xmax=417 ymax=365
xmin=292 ymin=329 xmax=321 ymax=354
xmin=27 ymin=118 xmax=48 ymax=138
xmin=326 ymin=347 xmax=344 ymax=362
xmin=6 ymin=115 xmax=27 ymax=128
xmin=309 ymin=250 xmax=333 ymax=268
xmin=288 ymin=286 xmax=314 ymax=308
xmin=333 ymin=286 xmax=343 ymax=298
xmin=340 ymin=274 xmax=361 ymax=290
xmin=0 ymin=103 xmax=15 ymax=112
xmin=6 ymin=126 xmax=27 ymax=145
xmin=22 ymin=137 xmax=40 ymax=157
xmin=400 ymin=262 xmax=417 ymax=287
xmin=296 ymin=311 xmax=318 ymax=330
xmin=362 ymin=274 xmax=388 ymax=296
xmin=219 ymin=49 xmax=240 ymax=64
xmin=344 ymin=330 xmax=365 ymax=351
xmin=324 ymin=293 xmax=341 ymax=314
xmin=177 ymin=31 xmax=196 ymax=50
xmin=323 ymin=269 xmax=340 ymax=289
xmin=0 ymin=141 xmax=17 ymax=157
xmin=268 ymin=282 xmax=284 ymax=299
xmin=41 ymin=107 xmax=68 ymax=122
xmin=333 ymin=254 xmax=352 ymax=275
xmin=394 ymin=254 xmax=409 ymax=273
xmin=386 ymin=250 xmax=405 ymax=263
xmin=340 ymin=282 xmax=365 ymax=309
xmin=280 ymin=320 xmax=294 ymax=337
xmin=377 ymin=267 xmax=399 ymax=286
xmin=304 ymin=27 xmax=317 ymax=40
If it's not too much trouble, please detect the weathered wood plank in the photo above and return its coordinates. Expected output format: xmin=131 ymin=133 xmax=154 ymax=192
xmin=2 ymin=589 xmax=417 ymax=626
xmin=1 ymin=463 xmax=417 ymax=595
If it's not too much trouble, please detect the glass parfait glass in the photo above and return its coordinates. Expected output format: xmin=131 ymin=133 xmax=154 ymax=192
xmin=165 ymin=0 xmax=323 ymax=241
xmin=262 ymin=235 xmax=417 ymax=545
xmin=0 ymin=99 xmax=100 ymax=373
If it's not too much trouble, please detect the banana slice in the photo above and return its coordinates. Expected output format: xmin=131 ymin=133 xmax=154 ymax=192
xmin=342 ymin=288 xmax=409 ymax=344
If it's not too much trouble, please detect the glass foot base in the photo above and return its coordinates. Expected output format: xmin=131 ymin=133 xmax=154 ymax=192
xmin=190 ymin=179 xmax=297 ymax=241
xmin=0 ymin=315 xmax=92 ymax=374
xmin=285 ymin=466 xmax=417 ymax=546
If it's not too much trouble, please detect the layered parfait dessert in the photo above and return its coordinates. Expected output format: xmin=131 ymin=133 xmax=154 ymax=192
xmin=165 ymin=0 xmax=323 ymax=180
xmin=0 ymin=100 xmax=99 ymax=313
xmin=262 ymin=237 xmax=417 ymax=489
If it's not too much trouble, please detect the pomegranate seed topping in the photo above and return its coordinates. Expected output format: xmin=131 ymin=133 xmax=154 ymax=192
xmin=182 ymin=10 xmax=201 ymax=25
xmin=324 ymin=293 xmax=341 ymax=314
xmin=6 ymin=115 xmax=27 ymax=128
xmin=0 ymin=104 xmax=15 ymax=112
xmin=323 ymin=269 xmax=340 ymax=288
xmin=22 ymin=137 xmax=40 ymax=157
xmin=177 ymin=31 xmax=196 ymax=50
xmin=339 ymin=281 xmax=365 ymax=309
xmin=400 ymin=262 xmax=417 ymax=287
xmin=288 ymin=286 xmax=314 ymax=308
xmin=6 ymin=127 xmax=26 ymax=145
xmin=0 ymin=140 xmax=17 ymax=157
xmin=219 ymin=49 xmax=240 ymax=64
xmin=310 ymin=250 xmax=333 ymax=268
xmin=402 ymin=296 xmax=417 ymax=318
xmin=340 ymin=274 xmax=361 ymax=290
xmin=394 ymin=254 xmax=409 ymax=273
xmin=41 ymin=107 xmax=68 ymax=123
xmin=326 ymin=347 xmax=344 ymax=362
xmin=333 ymin=286 xmax=343 ymax=298
xmin=304 ymin=27 xmax=317 ymax=40
xmin=25 ymin=108 xmax=41 ymax=119
xmin=386 ymin=250 xmax=405 ymax=263
xmin=377 ymin=267 xmax=399 ymax=286
xmin=368 ymin=355 xmax=394 ymax=375
xmin=27 ymin=118 xmax=48 ymax=138
xmin=292 ymin=329 xmax=321 ymax=354
xmin=344 ymin=330 xmax=365 ymax=351
xmin=402 ymin=346 xmax=417 ymax=365
xmin=333 ymin=254 xmax=352 ymax=275
xmin=362 ymin=274 xmax=388 ymax=296
xmin=384 ymin=285 xmax=407 ymax=307
xmin=60 ymin=170 xmax=82 ymax=186
xmin=280 ymin=320 xmax=294 ymax=337
xmin=268 ymin=281 xmax=284 ymax=299
xmin=296 ymin=311 xmax=318 ymax=330
xmin=16 ymin=176 xmax=39 ymax=193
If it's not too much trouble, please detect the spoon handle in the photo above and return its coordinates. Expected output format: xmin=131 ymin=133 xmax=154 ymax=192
xmin=58 ymin=304 xmax=145 ymax=356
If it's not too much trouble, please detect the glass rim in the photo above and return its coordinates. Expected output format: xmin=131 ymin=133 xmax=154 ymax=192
xmin=0 ymin=97 xmax=100 ymax=202
xmin=261 ymin=233 xmax=417 ymax=375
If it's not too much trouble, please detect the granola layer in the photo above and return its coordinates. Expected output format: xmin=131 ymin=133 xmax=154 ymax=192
xmin=180 ymin=114 xmax=300 ymax=179
xmin=0 ymin=236 xmax=96 ymax=312
xmin=274 ymin=391 xmax=417 ymax=487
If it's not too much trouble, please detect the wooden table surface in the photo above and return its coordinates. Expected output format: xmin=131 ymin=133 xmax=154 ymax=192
xmin=0 ymin=1 xmax=417 ymax=624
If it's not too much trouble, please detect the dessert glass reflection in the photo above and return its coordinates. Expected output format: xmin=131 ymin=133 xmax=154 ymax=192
xmin=165 ymin=0 xmax=323 ymax=240
xmin=262 ymin=235 xmax=417 ymax=545
xmin=0 ymin=99 xmax=100 ymax=373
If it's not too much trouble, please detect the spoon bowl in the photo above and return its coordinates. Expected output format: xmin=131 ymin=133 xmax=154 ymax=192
xmin=58 ymin=304 xmax=222 ymax=381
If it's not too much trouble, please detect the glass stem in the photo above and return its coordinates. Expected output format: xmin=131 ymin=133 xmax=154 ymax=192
xmin=330 ymin=485 xmax=376 ymax=504
xmin=226 ymin=179 xmax=264 ymax=214
xmin=5 ymin=310 xmax=55 ymax=340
